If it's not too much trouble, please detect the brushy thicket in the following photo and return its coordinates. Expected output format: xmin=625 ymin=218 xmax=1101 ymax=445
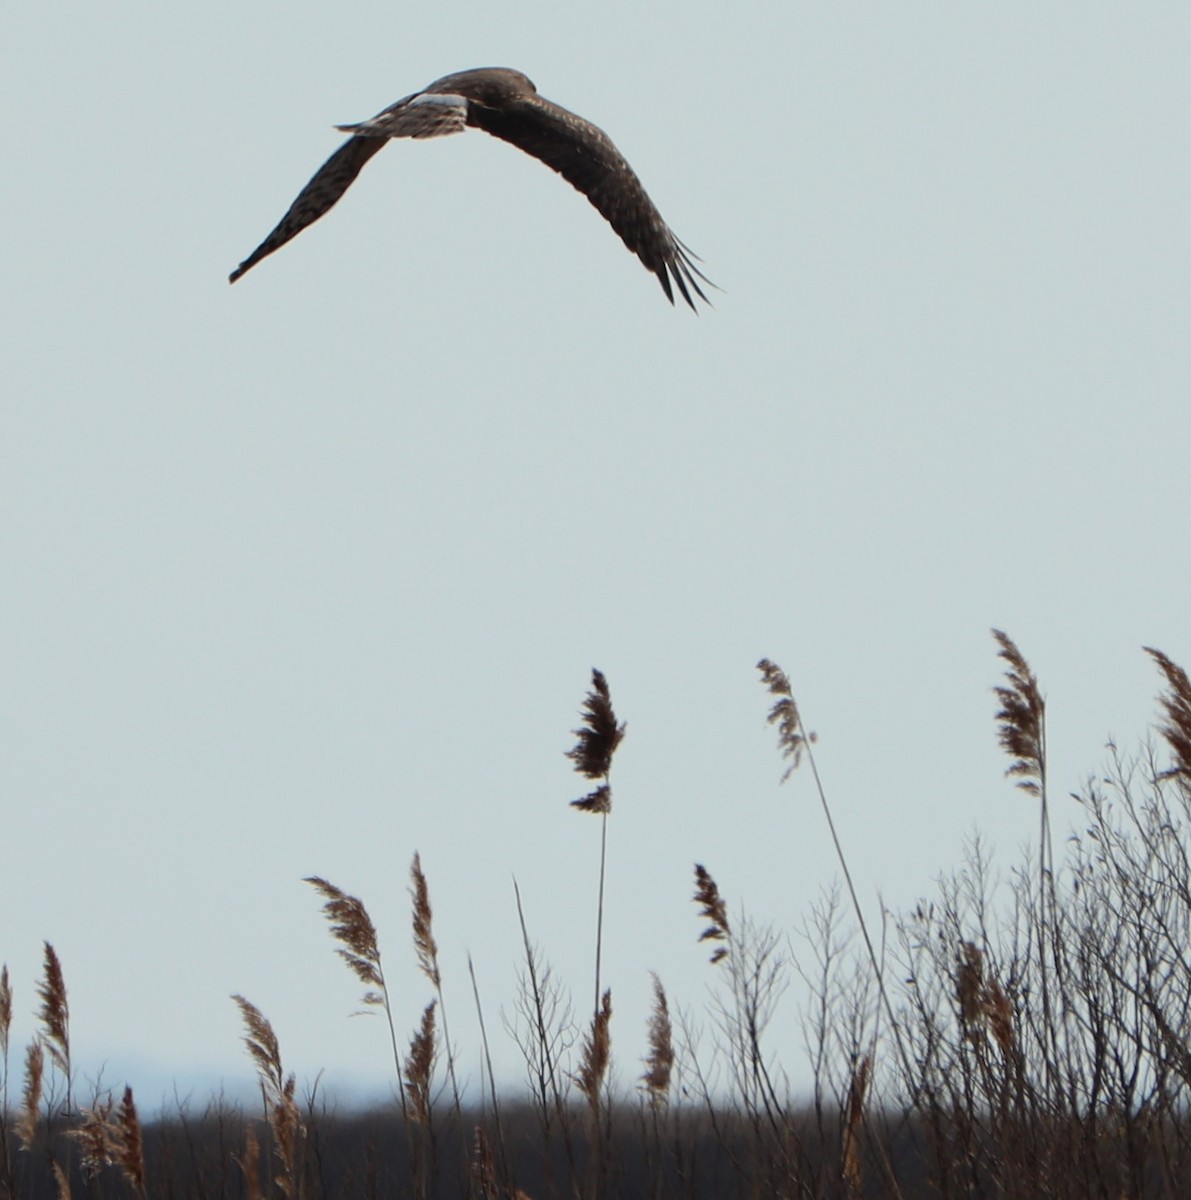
xmin=5 ymin=633 xmax=1191 ymax=1199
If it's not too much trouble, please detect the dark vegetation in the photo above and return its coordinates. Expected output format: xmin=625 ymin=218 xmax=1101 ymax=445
xmin=5 ymin=633 xmax=1191 ymax=1198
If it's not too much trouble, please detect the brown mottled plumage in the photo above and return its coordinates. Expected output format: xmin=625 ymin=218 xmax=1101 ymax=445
xmin=230 ymin=68 xmax=710 ymax=307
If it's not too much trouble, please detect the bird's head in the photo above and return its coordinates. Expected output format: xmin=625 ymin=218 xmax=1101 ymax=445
xmin=453 ymin=68 xmax=537 ymax=108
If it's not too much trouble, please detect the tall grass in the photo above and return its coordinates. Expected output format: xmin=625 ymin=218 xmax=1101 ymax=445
xmin=5 ymin=636 xmax=1191 ymax=1198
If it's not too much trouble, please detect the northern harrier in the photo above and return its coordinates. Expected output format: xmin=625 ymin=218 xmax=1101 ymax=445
xmin=229 ymin=67 xmax=710 ymax=308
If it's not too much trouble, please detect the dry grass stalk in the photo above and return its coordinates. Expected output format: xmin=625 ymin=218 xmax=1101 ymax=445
xmin=472 ymin=1126 xmax=498 ymax=1200
xmin=113 ymin=1086 xmax=147 ymax=1197
xmin=954 ymin=943 xmax=1017 ymax=1055
xmin=52 ymin=1160 xmax=71 ymax=1200
xmin=69 ymin=1088 xmax=147 ymax=1196
xmin=985 ymin=977 xmax=1016 ymax=1056
xmin=693 ymin=864 xmax=730 ymax=964
xmin=236 ymin=1128 xmax=263 ymax=1200
xmin=270 ymin=1075 xmax=302 ymax=1199
xmin=756 ymin=658 xmax=815 ymax=780
xmin=576 ymin=989 xmax=612 ymax=1112
xmin=17 ymin=1039 xmax=43 ymax=1150
xmin=69 ymin=1095 xmax=114 ymax=1175
xmin=304 ymin=876 xmax=384 ymax=999
xmin=404 ymin=1001 xmax=437 ymax=1124
xmin=232 ymin=995 xmax=286 ymax=1096
xmin=641 ymin=974 xmax=674 ymax=1102
xmin=231 ymin=996 xmax=302 ymax=1196
xmin=1145 ymin=646 xmax=1191 ymax=783
xmin=567 ymin=669 xmax=625 ymax=810
xmin=841 ymin=1053 xmax=871 ymax=1199
xmin=956 ymin=941 xmax=985 ymax=1030
xmin=410 ymin=853 xmax=441 ymax=989
xmin=992 ymin=629 xmax=1046 ymax=796
xmin=36 ymin=942 xmax=70 ymax=1084
xmin=0 ymin=964 xmax=11 ymax=1063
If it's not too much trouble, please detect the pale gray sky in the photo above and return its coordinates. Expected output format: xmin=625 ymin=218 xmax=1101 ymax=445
xmin=3 ymin=4 xmax=1190 ymax=1105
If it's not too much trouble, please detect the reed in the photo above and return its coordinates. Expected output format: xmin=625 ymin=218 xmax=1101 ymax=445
xmin=231 ymin=996 xmax=302 ymax=1199
xmin=567 ymin=669 xmax=625 ymax=1027
xmin=7 ymin=640 xmax=1191 ymax=1198
xmin=304 ymin=875 xmax=410 ymax=1123
xmin=35 ymin=944 xmax=70 ymax=1111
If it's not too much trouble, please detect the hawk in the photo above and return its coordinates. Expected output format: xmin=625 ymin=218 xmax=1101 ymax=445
xmin=229 ymin=67 xmax=710 ymax=308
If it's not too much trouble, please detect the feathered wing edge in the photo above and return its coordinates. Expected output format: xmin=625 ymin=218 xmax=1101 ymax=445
xmin=468 ymin=96 xmax=713 ymax=310
xmin=229 ymin=135 xmax=387 ymax=284
xmin=663 ymin=235 xmax=713 ymax=312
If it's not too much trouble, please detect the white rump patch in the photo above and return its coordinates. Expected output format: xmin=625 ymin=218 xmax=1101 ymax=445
xmin=338 ymin=93 xmax=468 ymax=141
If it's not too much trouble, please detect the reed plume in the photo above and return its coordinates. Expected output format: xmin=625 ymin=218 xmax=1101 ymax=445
xmin=404 ymin=1001 xmax=438 ymax=1126
xmin=231 ymin=995 xmax=302 ymax=1197
xmin=757 ymin=658 xmax=814 ymax=780
xmin=841 ymin=1053 xmax=871 ymax=1199
xmin=36 ymin=943 xmax=70 ymax=1101
xmin=991 ymin=629 xmax=1060 ymax=1068
xmin=304 ymin=876 xmax=384 ymax=997
xmin=69 ymin=1095 xmax=114 ymax=1176
xmin=755 ymin=657 xmax=915 ymax=1094
xmin=693 ymin=864 xmax=730 ymax=964
xmin=113 ymin=1086 xmax=147 ymax=1198
xmin=69 ymin=1087 xmax=147 ymax=1197
xmin=410 ymin=854 xmax=440 ymax=990
xmin=410 ymin=853 xmax=470 ymax=1165
xmin=575 ymin=989 xmax=612 ymax=1113
xmin=566 ymin=669 xmax=625 ymax=1029
xmin=236 ymin=1128 xmax=263 ymax=1200
xmin=305 ymin=875 xmax=410 ymax=1119
xmin=992 ymin=629 xmax=1046 ymax=796
xmin=567 ymin=668 xmax=625 ymax=811
xmin=985 ymin=976 xmax=1016 ymax=1056
xmin=0 ymin=964 xmax=11 ymax=1064
xmin=641 ymin=974 xmax=674 ymax=1103
xmin=956 ymin=942 xmax=986 ymax=1031
xmin=232 ymin=995 xmax=286 ymax=1097
xmin=1145 ymin=646 xmax=1191 ymax=783
xmin=472 ymin=1126 xmax=498 ymax=1200
xmin=17 ymin=1039 xmax=43 ymax=1150
xmin=51 ymin=1160 xmax=70 ymax=1200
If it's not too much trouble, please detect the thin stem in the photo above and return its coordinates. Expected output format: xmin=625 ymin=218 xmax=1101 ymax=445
xmin=593 ymin=808 xmax=609 ymax=1023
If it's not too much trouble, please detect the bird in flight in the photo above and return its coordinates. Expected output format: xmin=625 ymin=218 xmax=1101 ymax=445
xmin=229 ymin=67 xmax=710 ymax=308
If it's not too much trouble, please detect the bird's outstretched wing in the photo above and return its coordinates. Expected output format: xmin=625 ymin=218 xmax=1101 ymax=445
xmin=229 ymin=137 xmax=388 ymax=283
xmin=230 ymin=92 xmax=474 ymax=284
xmin=467 ymin=94 xmax=711 ymax=310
